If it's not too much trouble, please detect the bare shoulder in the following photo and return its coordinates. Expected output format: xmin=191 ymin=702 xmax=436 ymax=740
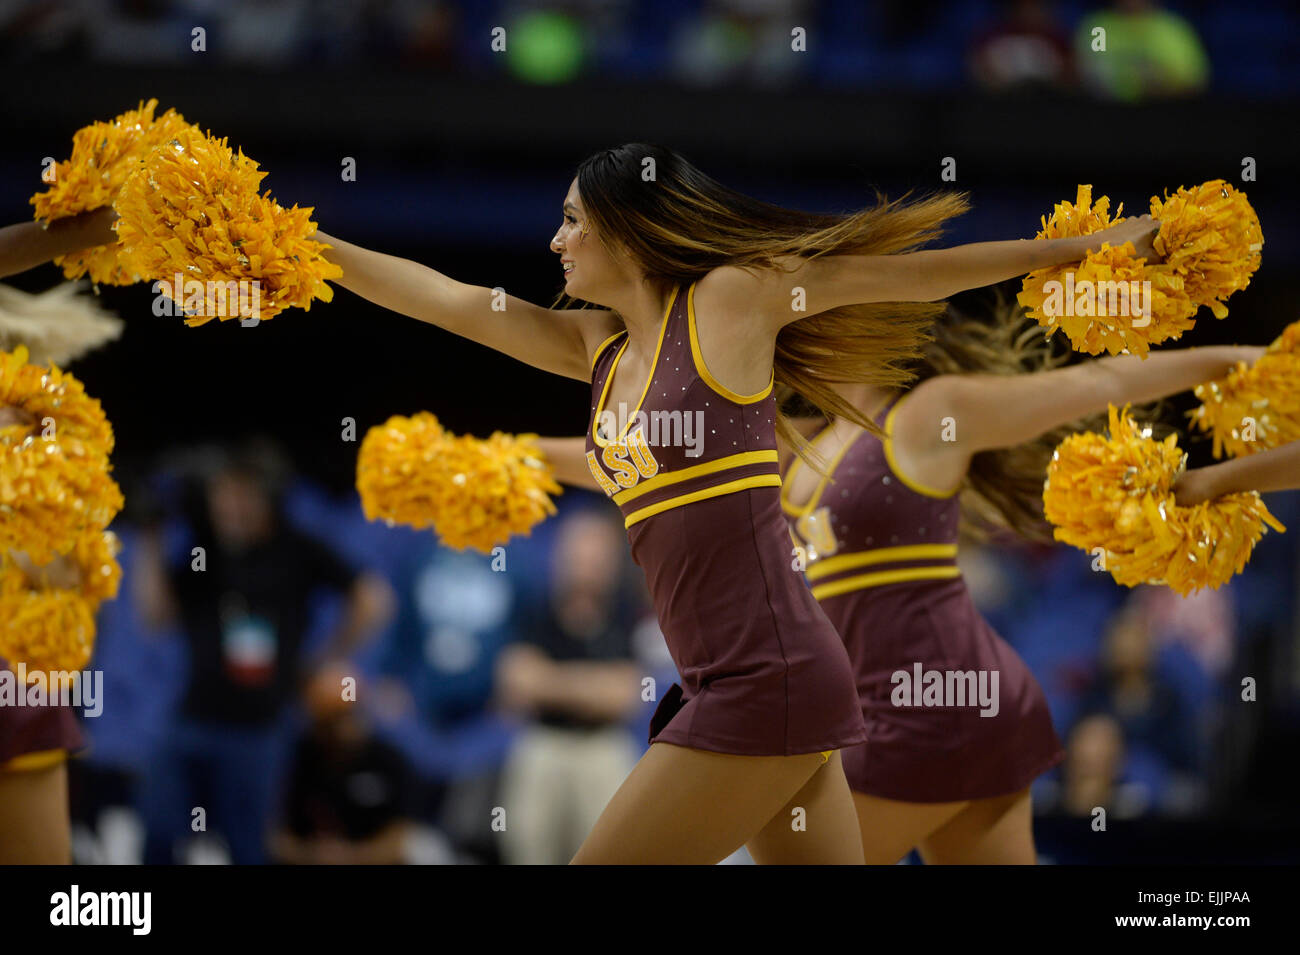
xmin=695 ymin=260 xmax=800 ymax=324
xmin=568 ymin=307 xmax=625 ymax=372
xmin=695 ymin=265 xmax=760 ymax=309
xmin=891 ymin=375 xmax=963 ymax=451
xmin=888 ymin=375 xmax=972 ymax=493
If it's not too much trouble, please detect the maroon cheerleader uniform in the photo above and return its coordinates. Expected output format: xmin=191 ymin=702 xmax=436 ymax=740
xmin=782 ymin=396 xmax=1063 ymax=802
xmin=584 ymin=281 xmax=866 ymax=757
xmin=0 ymin=655 xmax=85 ymax=772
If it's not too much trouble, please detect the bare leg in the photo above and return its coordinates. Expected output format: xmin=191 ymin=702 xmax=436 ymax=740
xmin=571 ymin=742 xmax=838 ymax=864
xmin=0 ymin=762 xmax=72 ymax=864
xmin=746 ymin=750 xmax=864 ymax=864
xmin=918 ymin=787 xmax=1036 ymax=865
xmin=851 ymin=790 xmax=968 ymax=864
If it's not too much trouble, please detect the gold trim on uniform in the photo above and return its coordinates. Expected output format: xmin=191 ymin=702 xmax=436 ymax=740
xmin=781 ymin=421 xmax=853 ymax=560
xmin=612 ymin=449 xmax=779 ymax=505
xmin=811 ymin=565 xmax=961 ymax=600
xmin=1 ymin=748 xmax=67 ymax=773
xmin=624 ymin=474 xmax=782 ymax=528
xmin=686 ymin=282 xmax=774 ymax=404
xmin=805 ymin=543 xmax=959 ymax=581
xmin=591 ymin=286 xmax=680 ymax=449
xmin=883 ymin=395 xmax=963 ymax=499
xmin=589 ymin=330 xmax=627 ymax=375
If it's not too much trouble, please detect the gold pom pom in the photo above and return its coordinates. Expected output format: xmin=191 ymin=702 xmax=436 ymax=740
xmin=0 ymin=345 xmax=123 ymax=563
xmin=1044 ymin=404 xmax=1285 ymax=596
xmin=1189 ymin=321 xmax=1300 ymax=459
xmin=1019 ymin=182 xmax=1263 ymax=357
xmin=357 ymin=413 xmax=563 ymax=554
xmin=356 ymin=412 xmax=448 ymax=531
xmin=29 ymin=98 xmax=192 ymax=286
xmin=0 ymin=558 xmax=97 ymax=678
xmin=71 ymin=529 xmax=123 ymax=605
xmin=1151 ymin=180 xmax=1263 ymax=320
xmin=114 ymin=126 xmax=342 ymax=324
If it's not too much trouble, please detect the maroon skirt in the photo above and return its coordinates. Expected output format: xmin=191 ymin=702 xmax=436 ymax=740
xmin=633 ymin=489 xmax=868 ymax=756
xmin=0 ymin=657 xmax=85 ymax=769
xmin=824 ymin=579 xmax=1063 ymax=803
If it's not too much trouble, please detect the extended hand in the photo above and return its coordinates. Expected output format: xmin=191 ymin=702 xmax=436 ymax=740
xmin=1090 ymin=214 xmax=1161 ymax=261
xmin=1173 ymin=467 xmax=1216 ymax=507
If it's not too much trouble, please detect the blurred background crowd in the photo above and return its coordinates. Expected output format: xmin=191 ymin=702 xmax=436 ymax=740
xmin=0 ymin=0 xmax=1297 ymax=864
xmin=58 ymin=444 xmax=1300 ymax=864
xmin=2 ymin=0 xmax=1295 ymax=99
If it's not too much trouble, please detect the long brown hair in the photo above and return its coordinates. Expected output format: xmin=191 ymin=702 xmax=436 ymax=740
xmin=918 ymin=286 xmax=1108 ymax=542
xmin=556 ymin=143 xmax=969 ymax=451
xmin=782 ymin=285 xmax=1134 ymax=543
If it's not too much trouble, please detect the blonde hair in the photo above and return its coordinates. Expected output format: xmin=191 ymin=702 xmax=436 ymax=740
xmin=788 ymin=286 xmax=1147 ymax=543
xmin=916 ymin=287 xmax=1091 ymax=542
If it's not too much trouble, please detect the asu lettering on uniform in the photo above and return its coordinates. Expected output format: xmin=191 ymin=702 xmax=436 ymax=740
xmin=579 ymin=281 xmax=865 ymax=761
xmin=586 ymin=285 xmax=781 ymax=530
xmin=794 ymin=505 xmax=838 ymax=560
xmin=588 ymin=434 xmax=780 ymax=528
xmin=782 ymin=416 xmax=960 ymax=600
xmin=586 ymin=429 xmax=660 ymax=495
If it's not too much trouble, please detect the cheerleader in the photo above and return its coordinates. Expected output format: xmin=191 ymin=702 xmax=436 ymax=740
xmin=536 ymin=307 xmax=1260 ymax=864
xmin=0 ymin=225 xmax=123 ymax=864
xmin=313 ymin=144 xmax=1157 ymax=864
xmin=777 ymin=291 xmax=1262 ymax=863
xmin=1175 ymin=440 xmax=1300 ymax=503
xmin=0 ymin=398 xmax=86 ymax=863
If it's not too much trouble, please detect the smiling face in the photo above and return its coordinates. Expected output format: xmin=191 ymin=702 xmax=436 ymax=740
xmin=549 ymin=178 xmax=633 ymax=303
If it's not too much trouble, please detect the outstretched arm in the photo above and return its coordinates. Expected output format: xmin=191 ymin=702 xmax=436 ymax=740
xmin=799 ymin=214 xmax=1158 ymax=310
xmin=1176 ymin=441 xmax=1300 ymax=505
xmin=315 ymin=232 xmax=622 ymax=381
xmin=0 ymin=208 xmax=117 ymax=280
xmin=699 ymin=215 xmax=1159 ymax=326
xmin=888 ymin=345 xmax=1263 ymax=493
xmin=535 ymin=436 xmax=601 ymax=491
